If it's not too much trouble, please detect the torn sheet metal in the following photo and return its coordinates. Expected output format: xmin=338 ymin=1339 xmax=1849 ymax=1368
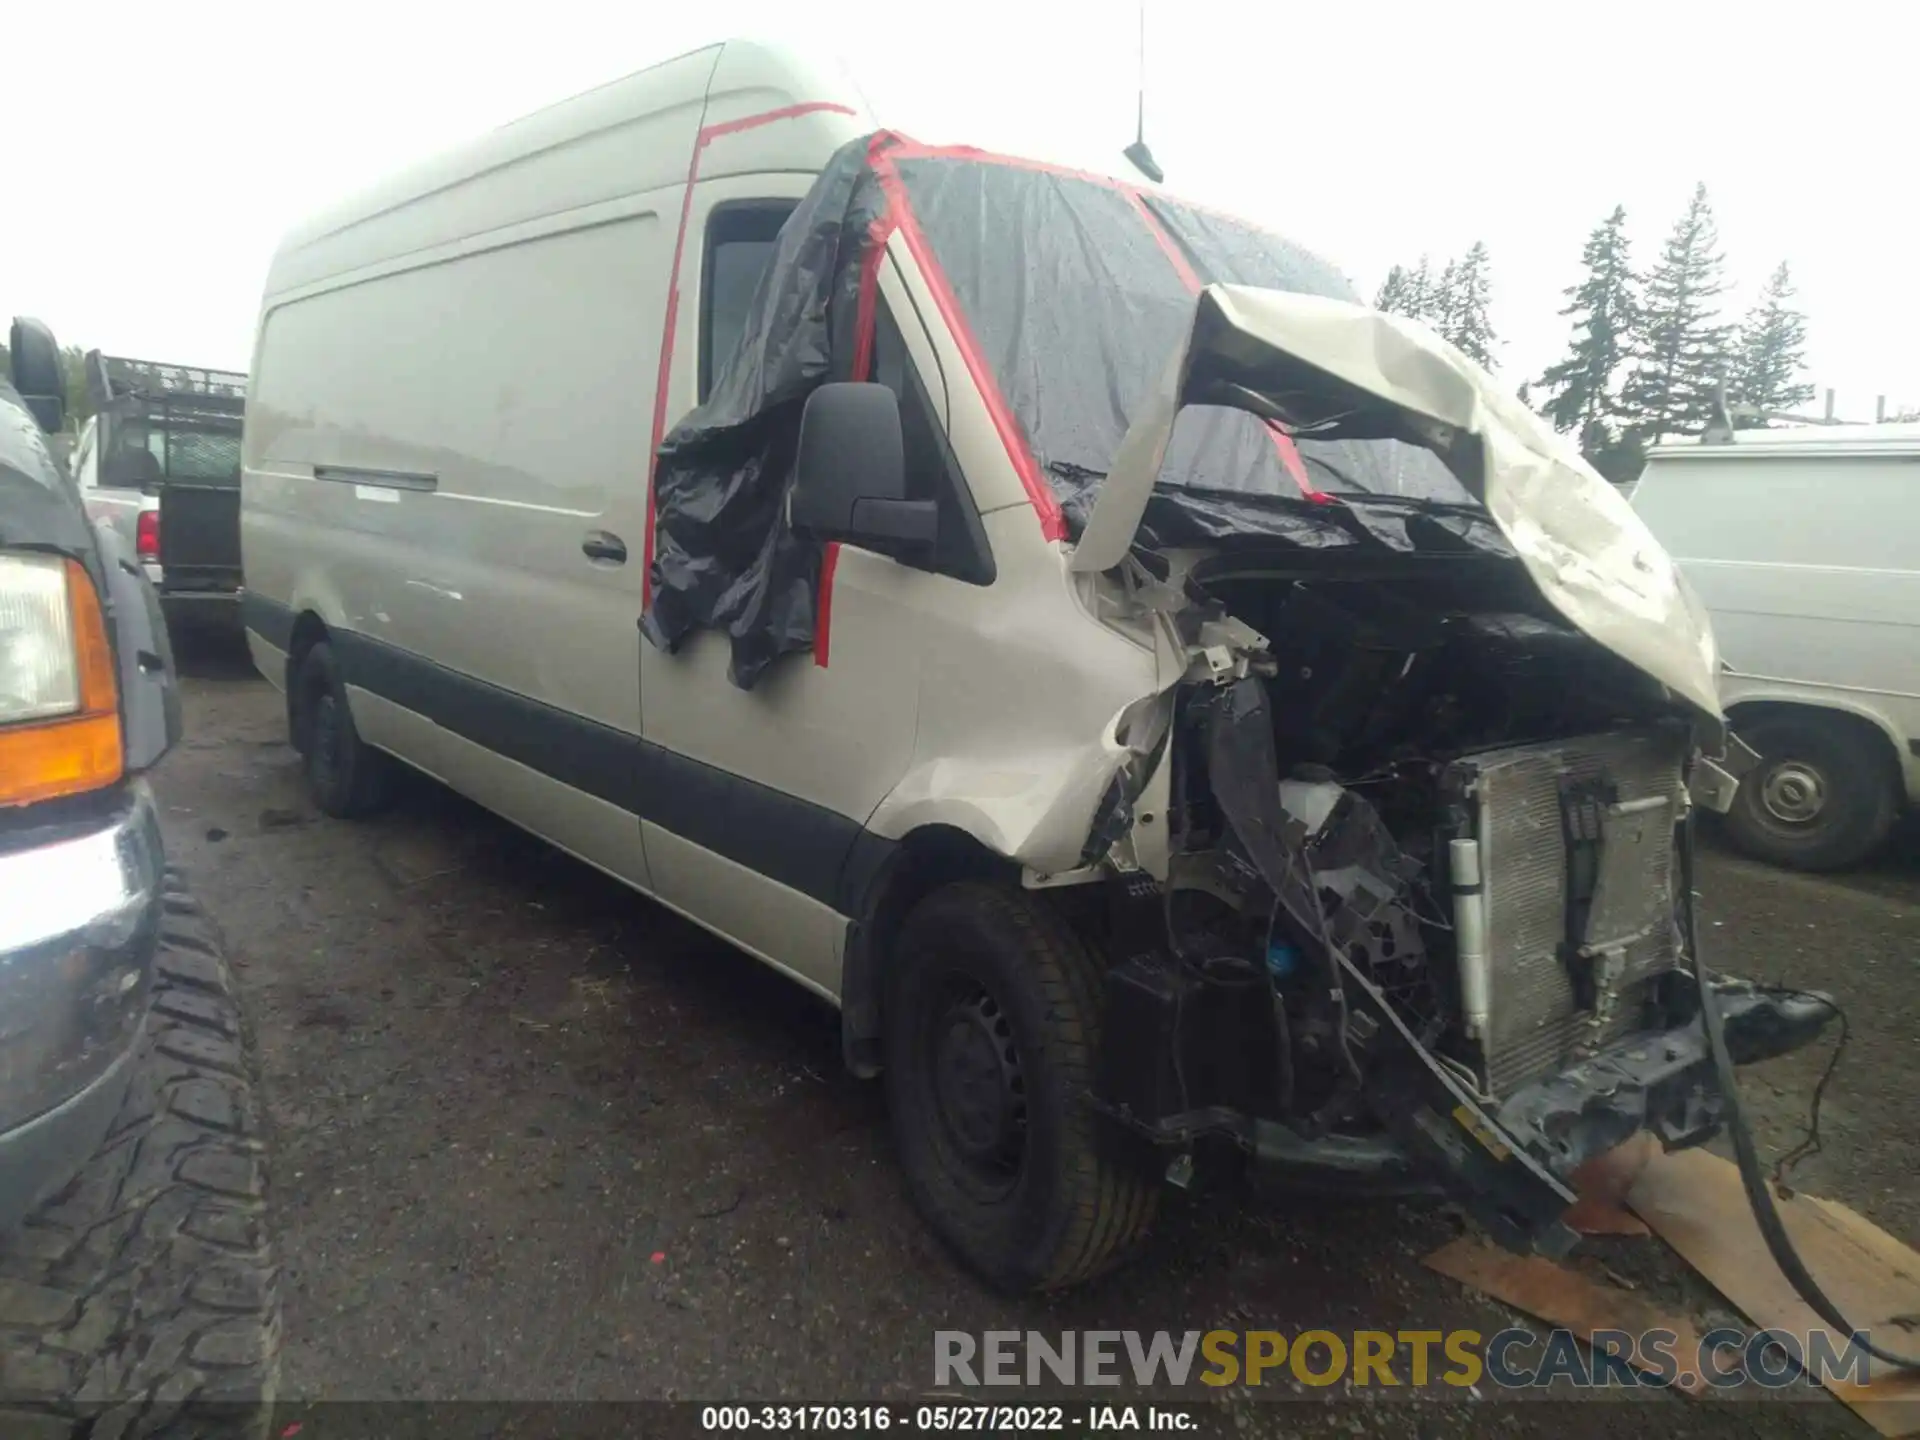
xmin=1690 ymin=730 xmax=1761 ymax=814
xmin=1198 ymin=676 xmax=1427 ymax=978
xmin=1073 ymin=285 xmax=1724 ymax=727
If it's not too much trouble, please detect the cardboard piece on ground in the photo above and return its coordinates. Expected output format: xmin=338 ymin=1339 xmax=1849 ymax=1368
xmin=1423 ymin=1235 xmax=1709 ymax=1394
xmin=1627 ymin=1146 xmax=1920 ymax=1438
xmin=1565 ymin=1135 xmax=1657 ymax=1237
xmin=1562 ymin=1195 xmax=1652 ymax=1237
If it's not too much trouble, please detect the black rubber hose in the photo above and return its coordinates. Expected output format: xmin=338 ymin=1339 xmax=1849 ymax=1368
xmin=1682 ymin=814 xmax=1920 ymax=1370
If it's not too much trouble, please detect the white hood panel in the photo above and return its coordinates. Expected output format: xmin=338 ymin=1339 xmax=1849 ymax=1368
xmin=1073 ymin=285 xmax=1722 ymax=723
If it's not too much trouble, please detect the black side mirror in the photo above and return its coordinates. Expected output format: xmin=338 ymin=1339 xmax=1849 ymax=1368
xmin=788 ymin=383 xmax=937 ymax=559
xmin=7 ymin=318 xmax=65 ymax=433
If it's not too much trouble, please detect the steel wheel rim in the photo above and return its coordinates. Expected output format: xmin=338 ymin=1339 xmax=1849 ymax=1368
xmin=927 ymin=977 xmax=1027 ymax=1196
xmin=1760 ymin=759 xmax=1828 ymax=826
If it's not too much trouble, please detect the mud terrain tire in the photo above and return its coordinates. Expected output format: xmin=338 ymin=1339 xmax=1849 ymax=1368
xmin=0 ymin=871 xmax=279 ymax=1437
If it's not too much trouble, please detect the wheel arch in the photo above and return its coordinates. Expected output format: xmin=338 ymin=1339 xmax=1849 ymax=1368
xmin=1725 ymin=696 xmax=1906 ymax=781
xmin=284 ymin=609 xmax=332 ymax=754
xmin=838 ymin=823 xmax=1020 ymax=1078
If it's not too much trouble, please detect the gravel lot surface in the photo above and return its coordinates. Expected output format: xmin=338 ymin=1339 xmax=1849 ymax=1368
xmin=155 ymin=634 xmax=1918 ymax=1436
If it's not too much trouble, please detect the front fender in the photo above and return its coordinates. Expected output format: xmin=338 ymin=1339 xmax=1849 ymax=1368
xmin=866 ymin=738 xmax=1135 ymax=876
xmin=93 ymin=520 xmax=180 ymax=774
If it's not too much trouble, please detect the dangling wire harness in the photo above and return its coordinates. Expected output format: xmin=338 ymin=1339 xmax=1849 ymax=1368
xmin=1681 ymin=813 xmax=1917 ymax=1370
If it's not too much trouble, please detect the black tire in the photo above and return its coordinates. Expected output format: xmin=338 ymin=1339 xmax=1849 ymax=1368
xmin=1725 ymin=712 xmax=1900 ymax=872
xmin=0 ymin=872 xmax=279 ymax=1437
xmin=883 ymin=881 xmax=1158 ymax=1292
xmin=293 ymin=641 xmax=392 ymax=818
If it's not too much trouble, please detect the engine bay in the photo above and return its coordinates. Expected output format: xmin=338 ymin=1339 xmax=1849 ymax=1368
xmin=1197 ymin=558 xmax=1684 ymax=1053
xmin=1194 ymin=558 xmax=1674 ymax=774
xmin=1068 ymin=291 xmax=1846 ymax=1272
xmin=1093 ymin=549 xmax=1722 ymax=1232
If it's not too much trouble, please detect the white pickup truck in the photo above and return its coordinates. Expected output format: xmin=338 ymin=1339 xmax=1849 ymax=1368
xmin=71 ymin=353 xmax=246 ymax=631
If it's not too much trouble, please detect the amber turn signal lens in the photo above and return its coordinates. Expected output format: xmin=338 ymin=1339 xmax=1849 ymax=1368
xmin=0 ymin=559 xmax=123 ymax=807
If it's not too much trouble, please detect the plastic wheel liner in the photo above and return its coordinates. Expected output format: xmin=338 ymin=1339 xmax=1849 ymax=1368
xmin=641 ymin=132 xmax=1504 ymax=689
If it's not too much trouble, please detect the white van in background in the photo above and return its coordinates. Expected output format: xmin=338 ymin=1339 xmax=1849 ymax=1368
xmin=238 ymin=37 xmax=1835 ymax=1291
xmin=1633 ymin=425 xmax=1920 ymax=870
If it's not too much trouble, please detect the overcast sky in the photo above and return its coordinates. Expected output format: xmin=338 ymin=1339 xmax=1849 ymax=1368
xmin=6 ymin=0 xmax=1914 ymax=419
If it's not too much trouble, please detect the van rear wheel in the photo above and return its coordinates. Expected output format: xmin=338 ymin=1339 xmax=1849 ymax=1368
xmin=883 ymin=881 xmax=1157 ymax=1292
xmin=1725 ymin=712 xmax=1898 ymax=872
xmin=294 ymin=641 xmax=392 ymax=819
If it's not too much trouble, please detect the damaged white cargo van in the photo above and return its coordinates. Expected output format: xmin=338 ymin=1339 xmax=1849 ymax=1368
xmin=241 ymin=38 xmax=1833 ymax=1291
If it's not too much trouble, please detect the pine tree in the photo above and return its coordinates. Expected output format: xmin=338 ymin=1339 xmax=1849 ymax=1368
xmin=1374 ymin=247 xmax=1498 ymax=364
xmin=1375 ymin=264 xmax=1411 ymax=315
xmin=1730 ymin=262 xmax=1815 ymax=426
xmin=1432 ymin=257 xmax=1460 ymax=333
xmin=1622 ymin=183 xmax=1734 ymax=441
xmin=1377 ymin=258 xmax=1440 ymax=322
xmin=1405 ymin=256 xmax=1437 ymax=322
xmin=1537 ymin=206 xmax=1638 ymax=461
xmin=1436 ymin=241 xmax=1497 ymax=367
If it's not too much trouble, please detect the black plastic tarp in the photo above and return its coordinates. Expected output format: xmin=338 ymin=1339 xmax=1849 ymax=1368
xmin=897 ymin=158 xmax=1494 ymax=554
xmin=643 ymin=133 xmax=1503 ymax=689
xmin=642 ymin=137 xmax=889 ymax=687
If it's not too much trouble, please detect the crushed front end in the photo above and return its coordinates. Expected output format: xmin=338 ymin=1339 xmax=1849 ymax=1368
xmin=1090 ymin=558 xmax=1836 ymax=1256
xmin=1052 ymin=285 xmax=1840 ymax=1255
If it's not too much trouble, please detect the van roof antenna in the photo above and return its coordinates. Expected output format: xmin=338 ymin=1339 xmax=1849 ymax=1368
xmin=1122 ymin=0 xmax=1164 ymax=184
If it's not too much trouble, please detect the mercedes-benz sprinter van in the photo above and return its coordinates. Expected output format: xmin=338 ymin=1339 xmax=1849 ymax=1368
xmin=241 ymin=38 xmax=1830 ymax=1292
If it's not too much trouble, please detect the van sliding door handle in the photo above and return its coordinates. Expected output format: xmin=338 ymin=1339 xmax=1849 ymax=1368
xmin=581 ymin=531 xmax=628 ymax=564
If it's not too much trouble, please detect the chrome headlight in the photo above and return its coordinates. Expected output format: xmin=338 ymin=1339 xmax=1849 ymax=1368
xmin=0 ymin=552 xmax=83 ymax=724
xmin=0 ymin=551 xmax=123 ymax=807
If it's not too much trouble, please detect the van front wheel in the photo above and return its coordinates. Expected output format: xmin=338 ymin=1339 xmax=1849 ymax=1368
xmin=1725 ymin=712 xmax=1899 ymax=872
xmin=883 ymin=882 xmax=1157 ymax=1292
xmin=294 ymin=641 xmax=393 ymax=819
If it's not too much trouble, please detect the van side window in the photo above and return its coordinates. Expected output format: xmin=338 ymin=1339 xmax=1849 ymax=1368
xmin=700 ymin=202 xmax=797 ymax=401
xmin=869 ymin=303 xmax=995 ymax=586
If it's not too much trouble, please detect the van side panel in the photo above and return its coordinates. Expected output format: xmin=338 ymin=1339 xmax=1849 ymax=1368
xmin=243 ymin=48 xmax=723 ymax=895
xmin=266 ymin=47 xmax=719 ymax=295
xmin=1636 ymin=453 xmax=1920 ymax=799
xmin=349 ymin=684 xmax=659 ymax=894
xmin=639 ymin=824 xmax=845 ymax=1001
xmin=244 ymin=42 xmax=896 ymax=992
xmin=245 ymin=206 xmax=676 ymax=887
xmin=253 ymin=213 xmax=666 ymax=721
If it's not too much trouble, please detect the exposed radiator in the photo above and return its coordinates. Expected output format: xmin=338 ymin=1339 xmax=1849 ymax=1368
xmin=1449 ymin=727 xmax=1689 ymax=1096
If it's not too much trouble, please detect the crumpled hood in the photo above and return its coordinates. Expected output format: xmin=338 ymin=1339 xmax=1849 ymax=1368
xmin=1072 ymin=284 xmax=1723 ymax=725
